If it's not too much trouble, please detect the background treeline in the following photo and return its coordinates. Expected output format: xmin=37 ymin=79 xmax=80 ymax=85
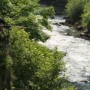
xmin=40 ymin=0 xmax=67 ymax=5
xmin=0 ymin=0 xmax=74 ymax=90
xmin=40 ymin=0 xmax=67 ymax=15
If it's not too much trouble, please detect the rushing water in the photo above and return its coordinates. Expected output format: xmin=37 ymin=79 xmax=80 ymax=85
xmin=38 ymin=15 xmax=90 ymax=90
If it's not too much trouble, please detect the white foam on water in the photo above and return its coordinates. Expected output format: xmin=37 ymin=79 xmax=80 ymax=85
xmin=38 ymin=15 xmax=90 ymax=90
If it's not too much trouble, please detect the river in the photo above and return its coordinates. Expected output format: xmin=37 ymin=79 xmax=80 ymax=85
xmin=38 ymin=15 xmax=90 ymax=90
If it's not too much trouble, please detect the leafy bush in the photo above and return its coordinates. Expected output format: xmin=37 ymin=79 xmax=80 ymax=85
xmin=35 ymin=6 xmax=55 ymax=19
xmin=14 ymin=14 xmax=50 ymax=42
xmin=82 ymin=2 xmax=90 ymax=29
xmin=65 ymin=0 xmax=86 ymax=21
xmin=10 ymin=27 xmax=73 ymax=90
xmin=0 ymin=0 xmax=54 ymax=42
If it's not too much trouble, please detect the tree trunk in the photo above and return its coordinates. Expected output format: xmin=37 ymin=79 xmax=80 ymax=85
xmin=0 ymin=27 xmax=12 ymax=90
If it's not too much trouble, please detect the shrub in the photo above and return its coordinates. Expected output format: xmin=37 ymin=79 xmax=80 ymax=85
xmin=36 ymin=6 xmax=55 ymax=19
xmin=65 ymin=0 xmax=86 ymax=21
xmin=10 ymin=27 xmax=74 ymax=90
xmin=0 ymin=0 xmax=54 ymax=42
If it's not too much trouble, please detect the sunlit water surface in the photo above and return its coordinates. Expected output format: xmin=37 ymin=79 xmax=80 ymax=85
xmin=38 ymin=15 xmax=90 ymax=90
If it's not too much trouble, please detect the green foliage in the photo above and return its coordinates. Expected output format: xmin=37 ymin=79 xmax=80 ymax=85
xmin=65 ymin=0 xmax=86 ymax=21
xmin=0 ymin=0 xmax=11 ymax=18
xmin=82 ymin=2 xmax=90 ymax=29
xmin=10 ymin=27 xmax=72 ymax=90
xmin=15 ymin=14 xmax=50 ymax=42
xmin=0 ymin=0 xmax=54 ymax=42
xmin=35 ymin=6 xmax=55 ymax=19
xmin=66 ymin=0 xmax=90 ymax=30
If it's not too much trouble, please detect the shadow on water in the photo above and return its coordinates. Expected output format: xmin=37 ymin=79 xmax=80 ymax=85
xmin=71 ymin=79 xmax=90 ymax=90
xmin=65 ymin=75 xmax=90 ymax=90
xmin=62 ymin=27 xmax=90 ymax=41
xmin=56 ymin=25 xmax=80 ymax=37
xmin=66 ymin=28 xmax=80 ymax=37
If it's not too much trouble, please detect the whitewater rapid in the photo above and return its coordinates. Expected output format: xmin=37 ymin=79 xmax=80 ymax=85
xmin=38 ymin=15 xmax=90 ymax=90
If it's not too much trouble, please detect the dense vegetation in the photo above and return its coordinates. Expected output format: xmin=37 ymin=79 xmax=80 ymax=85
xmin=10 ymin=27 xmax=66 ymax=90
xmin=1 ymin=0 xmax=55 ymax=42
xmin=0 ymin=0 xmax=75 ymax=90
xmin=65 ymin=0 xmax=90 ymax=31
xmin=65 ymin=0 xmax=85 ymax=21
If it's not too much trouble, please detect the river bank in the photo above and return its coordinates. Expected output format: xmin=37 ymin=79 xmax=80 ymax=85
xmin=58 ymin=17 xmax=90 ymax=41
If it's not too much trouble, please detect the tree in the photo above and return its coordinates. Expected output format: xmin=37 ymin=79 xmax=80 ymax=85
xmin=0 ymin=0 xmax=54 ymax=42
xmin=0 ymin=0 xmax=74 ymax=90
xmin=0 ymin=0 xmax=54 ymax=89
xmin=10 ymin=27 xmax=73 ymax=90
xmin=65 ymin=0 xmax=86 ymax=21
